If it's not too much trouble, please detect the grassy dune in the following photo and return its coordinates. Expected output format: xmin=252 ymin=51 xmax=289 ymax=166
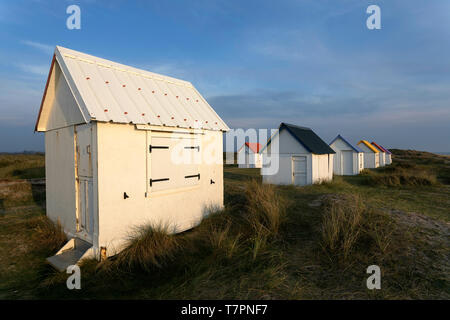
xmin=0 ymin=150 xmax=449 ymax=299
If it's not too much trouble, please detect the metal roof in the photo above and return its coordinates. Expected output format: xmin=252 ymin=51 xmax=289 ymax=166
xmin=244 ymin=142 xmax=262 ymax=153
xmin=262 ymin=123 xmax=335 ymax=155
xmin=357 ymin=140 xmax=379 ymax=153
xmin=36 ymin=46 xmax=229 ymax=131
xmin=379 ymin=144 xmax=392 ymax=155
xmin=329 ymin=134 xmax=363 ymax=153
xmin=371 ymin=141 xmax=387 ymax=153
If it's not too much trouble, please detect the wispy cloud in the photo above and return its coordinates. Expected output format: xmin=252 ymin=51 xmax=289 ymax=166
xmin=16 ymin=63 xmax=49 ymax=76
xmin=21 ymin=40 xmax=54 ymax=55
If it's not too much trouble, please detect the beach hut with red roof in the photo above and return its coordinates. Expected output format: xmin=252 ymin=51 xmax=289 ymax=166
xmin=371 ymin=142 xmax=387 ymax=166
xmin=237 ymin=142 xmax=263 ymax=168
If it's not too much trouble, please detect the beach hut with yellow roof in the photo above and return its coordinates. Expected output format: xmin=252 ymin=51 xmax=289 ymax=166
xmin=357 ymin=140 xmax=379 ymax=168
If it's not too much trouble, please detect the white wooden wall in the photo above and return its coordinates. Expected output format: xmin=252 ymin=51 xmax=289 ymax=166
xmin=237 ymin=147 xmax=262 ymax=168
xmin=358 ymin=143 xmax=379 ymax=168
xmin=95 ymin=123 xmax=224 ymax=256
xmin=330 ymin=138 xmax=363 ymax=175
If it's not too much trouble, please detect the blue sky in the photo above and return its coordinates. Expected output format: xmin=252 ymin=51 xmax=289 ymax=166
xmin=0 ymin=0 xmax=449 ymax=152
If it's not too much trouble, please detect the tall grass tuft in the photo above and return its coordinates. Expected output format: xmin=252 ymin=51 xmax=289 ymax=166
xmin=321 ymin=194 xmax=364 ymax=261
xmin=244 ymin=179 xmax=286 ymax=239
xmin=112 ymin=224 xmax=179 ymax=271
xmin=30 ymin=216 xmax=66 ymax=253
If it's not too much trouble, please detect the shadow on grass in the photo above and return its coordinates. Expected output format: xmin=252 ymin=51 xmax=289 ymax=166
xmin=31 ymin=183 xmax=46 ymax=209
xmin=12 ymin=167 xmax=45 ymax=180
xmin=224 ymin=171 xmax=262 ymax=182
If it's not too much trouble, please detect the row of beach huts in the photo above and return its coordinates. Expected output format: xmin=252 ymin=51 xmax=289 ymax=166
xmin=36 ymin=46 xmax=393 ymax=267
xmin=238 ymin=123 xmax=392 ymax=186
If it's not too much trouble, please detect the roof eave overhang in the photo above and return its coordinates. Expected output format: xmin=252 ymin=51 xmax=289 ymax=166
xmin=34 ymin=54 xmax=56 ymax=132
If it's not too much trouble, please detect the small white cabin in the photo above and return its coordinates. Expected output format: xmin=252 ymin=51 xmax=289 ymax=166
xmin=261 ymin=123 xmax=335 ymax=186
xmin=329 ymin=135 xmax=364 ymax=175
xmin=371 ymin=142 xmax=386 ymax=166
xmin=357 ymin=140 xmax=379 ymax=168
xmin=380 ymin=145 xmax=392 ymax=165
xmin=237 ymin=142 xmax=263 ymax=168
xmin=35 ymin=46 xmax=229 ymax=269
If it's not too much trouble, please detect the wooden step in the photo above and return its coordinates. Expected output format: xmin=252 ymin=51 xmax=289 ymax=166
xmin=46 ymin=238 xmax=92 ymax=272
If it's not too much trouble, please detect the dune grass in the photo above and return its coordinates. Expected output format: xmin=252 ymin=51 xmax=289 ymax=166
xmin=360 ymin=162 xmax=438 ymax=187
xmin=107 ymin=224 xmax=181 ymax=271
xmin=0 ymin=154 xmax=45 ymax=180
xmin=28 ymin=216 xmax=67 ymax=253
xmin=0 ymin=150 xmax=449 ymax=299
xmin=321 ymin=194 xmax=365 ymax=261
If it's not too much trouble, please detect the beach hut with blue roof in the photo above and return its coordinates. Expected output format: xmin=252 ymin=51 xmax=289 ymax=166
xmin=329 ymin=134 xmax=364 ymax=175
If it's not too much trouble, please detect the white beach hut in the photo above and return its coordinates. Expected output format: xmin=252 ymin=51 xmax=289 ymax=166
xmin=260 ymin=123 xmax=335 ymax=186
xmin=371 ymin=142 xmax=386 ymax=166
xmin=329 ymin=134 xmax=364 ymax=175
xmin=35 ymin=46 xmax=229 ymax=270
xmin=237 ymin=142 xmax=263 ymax=168
xmin=379 ymin=145 xmax=392 ymax=165
xmin=357 ymin=140 xmax=379 ymax=168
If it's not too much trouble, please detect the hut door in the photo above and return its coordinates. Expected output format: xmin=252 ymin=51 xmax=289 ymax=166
xmin=75 ymin=124 xmax=93 ymax=243
xmin=342 ymin=151 xmax=353 ymax=175
xmin=292 ymin=156 xmax=307 ymax=186
xmin=77 ymin=177 xmax=94 ymax=242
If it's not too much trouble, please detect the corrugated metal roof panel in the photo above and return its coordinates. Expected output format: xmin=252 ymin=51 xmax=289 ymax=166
xmin=371 ymin=142 xmax=387 ymax=153
xmin=358 ymin=140 xmax=379 ymax=153
xmin=245 ymin=142 xmax=262 ymax=153
xmin=49 ymin=46 xmax=229 ymax=131
xmin=379 ymin=144 xmax=392 ymax=155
